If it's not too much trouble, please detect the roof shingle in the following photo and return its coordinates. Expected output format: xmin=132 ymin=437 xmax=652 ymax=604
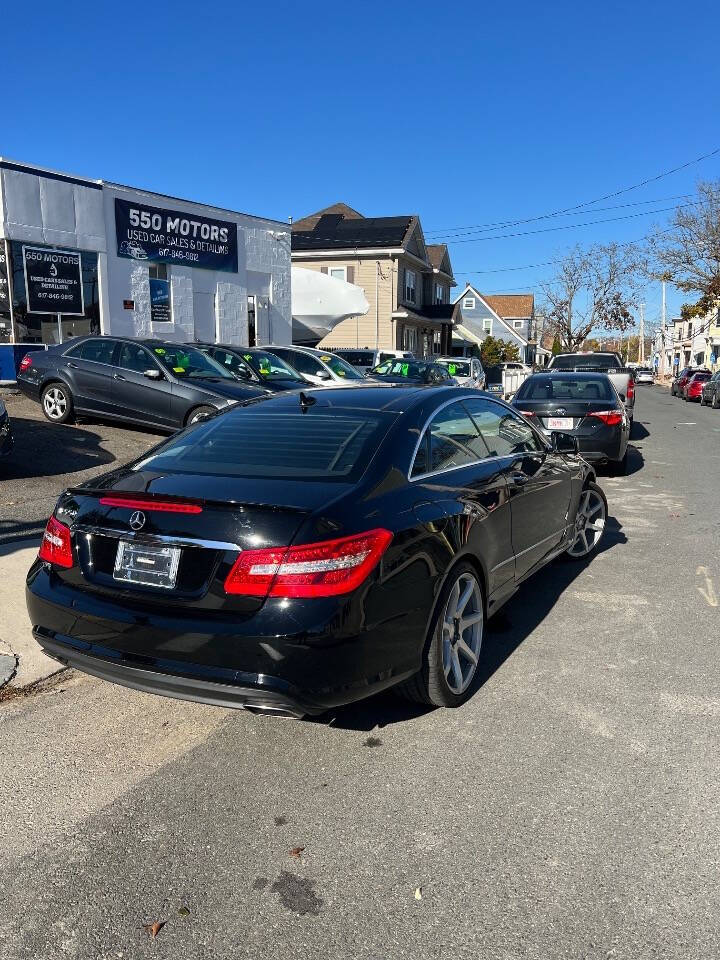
xmin=482 ymin=293 xmax=534 ymax=319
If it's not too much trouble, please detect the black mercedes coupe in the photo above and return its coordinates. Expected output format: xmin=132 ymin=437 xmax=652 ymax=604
xmin=27 ymin=385 xmax=607 ymax=717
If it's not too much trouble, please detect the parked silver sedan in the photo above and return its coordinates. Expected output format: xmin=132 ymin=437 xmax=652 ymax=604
xmin=435 ymin=356 xmax=486 ymax=389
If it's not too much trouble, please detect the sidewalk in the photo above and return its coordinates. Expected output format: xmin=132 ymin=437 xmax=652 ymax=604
xmin=0 ymin=538 xmax=62 ymax=690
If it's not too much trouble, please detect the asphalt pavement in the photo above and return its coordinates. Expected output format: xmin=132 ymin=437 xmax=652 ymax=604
xmin=2 ymin=385 xmax=720 ymax=959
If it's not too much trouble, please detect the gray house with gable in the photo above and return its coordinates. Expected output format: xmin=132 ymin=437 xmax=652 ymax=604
xmin=452 ymin=284 xmax=535 ymax=362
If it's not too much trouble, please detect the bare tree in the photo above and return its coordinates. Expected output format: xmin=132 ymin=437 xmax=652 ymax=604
xmin=540 ymin=243 xmax=644 ymax=351
xmin=649 ymin=180 xmax=720 ymax=317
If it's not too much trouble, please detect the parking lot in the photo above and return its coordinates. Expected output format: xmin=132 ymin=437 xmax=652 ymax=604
xmin=2 ymin=384 xmax=720 ymax=959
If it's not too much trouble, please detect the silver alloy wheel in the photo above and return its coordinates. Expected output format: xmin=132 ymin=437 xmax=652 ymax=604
xmin=441 ymin=572 xmax=483 ymax=695
xmin=567 ymin=487 xmax=606 ymax=558
xmin=43 ymin=387 xmax=67 ymax=420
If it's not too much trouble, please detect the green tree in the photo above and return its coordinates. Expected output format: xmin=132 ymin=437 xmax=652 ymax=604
xmin=480 ymin=335 xmax=505 ymax=367
xmin=551 ymin=336 xmax=562 ymax=355
xmin=502 ymin=341 xmax=520 ymax=362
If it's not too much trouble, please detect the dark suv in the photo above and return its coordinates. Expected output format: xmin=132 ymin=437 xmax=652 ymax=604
xmin=17 ymin=337 xmax=268 ymax=431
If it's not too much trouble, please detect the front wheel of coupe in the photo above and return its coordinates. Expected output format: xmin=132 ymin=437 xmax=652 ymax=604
xmin=566 ymin=481 xmax=607 ymax=560
xmin=397 ymin=562 xmax=484 ymax=708
xmin=41 ymin=383 xmax=74 ymax=424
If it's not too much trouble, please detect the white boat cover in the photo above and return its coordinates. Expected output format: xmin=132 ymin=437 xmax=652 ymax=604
xmin=291 ymin=267 xmax=369 ymax=344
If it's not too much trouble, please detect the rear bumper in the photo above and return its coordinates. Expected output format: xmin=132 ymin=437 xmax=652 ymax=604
xmin=576 ymin=427 xmax=625 ymax=463
xmin=16 ymin=375 xmax=40 ymax=402
xmin=34 ymin=629 xmax=315 ymax=717
xmin=26 ymin=564 xmax=424 ymax=716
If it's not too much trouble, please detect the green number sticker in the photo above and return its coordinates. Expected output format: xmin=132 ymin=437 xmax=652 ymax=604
xmin=173 ymin=366 xmax=185 ymax=373
xmin=448 ymin=364 xmax=457 ymax=375
xmin=320 ymin=356 xmax=332 ymax=363
xmin=154 ymin=348 xmax=166 ymax=355
xmin=244 ymin=354 xmax=252 ymax=361
xmin=401 ymin=363 xmax=409 ymax=376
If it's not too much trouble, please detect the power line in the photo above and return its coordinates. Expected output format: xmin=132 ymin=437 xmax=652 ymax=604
xmin=426 ymin=194 xmax=692 ymax=239
xmin=424 ymin=144 xmax=720 ymax=238
xmin=448 ymin=204 xmax=693 ymax=245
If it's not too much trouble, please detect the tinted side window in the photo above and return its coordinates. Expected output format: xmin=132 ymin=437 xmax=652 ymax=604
xmin=283 ymin=351 xmax=322 ymax=376
xmin=118 ymin=343 xmax=156 ymax=374
xmin=464 ymin=398 xmax=543 ymax=457
xmin=427 ymin=401 xmax=488 ymax=473
xmin=66 ymin=339 xmax=116 ymax=364
xmin=214 ymin=348 xmax=251 ymax=378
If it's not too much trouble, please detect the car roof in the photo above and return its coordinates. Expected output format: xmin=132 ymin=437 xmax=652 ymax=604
xmin=528 ymin=371 xmax=611 ymax=379
xmin=244 ymin=384 xmax=463 ymax=414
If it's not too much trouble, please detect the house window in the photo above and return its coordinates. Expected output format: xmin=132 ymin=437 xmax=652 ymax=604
xmin=463 ymin=297 xmax=476 ymax=310
xmin=483 ymin=319 xmax=492 ymax=332
xmin=513 ymin=320 xmax=523 ymax=329
xmin=149 ymin=263 xmax=168 ymax=280
xmin=329 ymin=266 xmax=346 ymax=281
xmin=435 ymin=283 xmax=445 ymax=305
xmin=404 ymin=269 xmax=416 ymax=304
xmin=433 ymin=329 xmax=442 ymax=353
xmin=402 ymin=325 xmax=418 ymax=353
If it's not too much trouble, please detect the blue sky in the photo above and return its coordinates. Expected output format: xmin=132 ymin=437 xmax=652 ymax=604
xmin=3 ymin=0 xmax=719 ymax=325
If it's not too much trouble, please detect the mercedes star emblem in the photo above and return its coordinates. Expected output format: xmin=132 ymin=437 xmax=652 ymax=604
xmin=129 ymin=510 xmax=146 ymax=531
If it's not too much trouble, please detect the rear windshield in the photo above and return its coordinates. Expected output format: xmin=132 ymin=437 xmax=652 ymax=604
xmin=133 ymin=408 xmax=396 ymax=481
xmin=692 ymin=372 xmax=711 ymax=380
xmin=334 ymin=351 xmax=374 ymax=368
xmin=437 ymin=359 xmax=471 ymax=377
xmin=516 ymin=376 xmax=615 ymax=401
xmin=550 ymin=354 xmax=620 ymax=370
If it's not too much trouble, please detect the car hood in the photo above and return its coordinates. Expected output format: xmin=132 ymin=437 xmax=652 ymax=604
xmin=260 ymin=378 xmax=305 ymax=392
xmin=187 ymin=379 xmax=270 ymax=402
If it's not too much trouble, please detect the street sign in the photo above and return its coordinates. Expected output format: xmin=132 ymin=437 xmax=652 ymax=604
xmin=22 ymin=246 xmax=84 ymax=315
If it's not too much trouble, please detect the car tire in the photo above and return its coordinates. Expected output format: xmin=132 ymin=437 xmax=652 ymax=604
xmin=565 ymin=481 xmax=607 ymax=560
xmin=185 ymin=405 xmax=217 ymax=426
xmin=396 ymin=561 xmax=484 ymax=708
xmin=713 ymin=393 xmax=719 ymax=410
xmin=700 ymin=393 xmax=706 ymax=406
xmin=41 ymin=382 xmax=74 ymax=424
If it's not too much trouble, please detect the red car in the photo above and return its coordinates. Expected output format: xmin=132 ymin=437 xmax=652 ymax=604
xmin=672 ymin=366 xmax=704 ymax=397
xmin=684 ymin=371 xmax=711 ymax=401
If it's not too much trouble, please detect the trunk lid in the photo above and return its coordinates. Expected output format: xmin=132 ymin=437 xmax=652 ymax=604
xmin=518 ymin=400 xmax=619 ymax=433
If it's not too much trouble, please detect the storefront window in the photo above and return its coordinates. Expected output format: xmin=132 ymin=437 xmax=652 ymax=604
xmin=8 ymin=241 xmax=100 ymax=344
xmin=248 ymin=295 xmax=256 ymax=347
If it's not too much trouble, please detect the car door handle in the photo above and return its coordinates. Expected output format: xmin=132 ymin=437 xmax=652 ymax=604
xmin=67 ymin=361 xmax=78 ymax=369
xmin=113 ymin=373 xmax=126 ymax=381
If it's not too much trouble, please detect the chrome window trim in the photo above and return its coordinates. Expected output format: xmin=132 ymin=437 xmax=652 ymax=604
xmin=74 ymin=524 xmax=240 ymax=553
xmin=407 ymin=394 xmax=549 ymax=483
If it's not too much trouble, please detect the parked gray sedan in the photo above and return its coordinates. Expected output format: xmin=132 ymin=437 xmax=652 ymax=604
xmin=16 ymin=337 xmax=268 ymax=431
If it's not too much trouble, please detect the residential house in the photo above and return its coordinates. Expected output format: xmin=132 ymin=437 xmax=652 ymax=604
xmin=452 ymin=284 xmax=536 ymax=363
xmin=290 ymin=204 xmax=459 ymax=355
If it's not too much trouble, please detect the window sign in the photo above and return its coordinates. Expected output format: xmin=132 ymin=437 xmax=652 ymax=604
xmin=150 ymin=277 xmax=171 ymax=323
xmin=22 ymin=246 xmax=84 ymax=315
xmin=115 ymin=198 xmax=238 ymax=273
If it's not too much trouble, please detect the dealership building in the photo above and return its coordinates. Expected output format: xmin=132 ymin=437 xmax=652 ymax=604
xmin=0 ymin=159 xmax=291 ymax=362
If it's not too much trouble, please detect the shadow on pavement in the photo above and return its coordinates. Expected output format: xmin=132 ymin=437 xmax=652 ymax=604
xmin=320 ymin=515 xmax=628 ymax=732
xmin=1 ymin=417 xmax=116 ymax=480
xmin=630 ymin=420 xmax=650 ymax=440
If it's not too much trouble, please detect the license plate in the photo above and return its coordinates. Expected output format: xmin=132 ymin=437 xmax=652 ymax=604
xmin=548 ymin=417 xmax=573 ymax=430
xmin=113 ymin=540 xmax=181 ymax=589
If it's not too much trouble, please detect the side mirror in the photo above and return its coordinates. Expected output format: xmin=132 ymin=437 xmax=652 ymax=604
xmin=552 ymin=431 xmax=578 ymax=454
xmin=144 ymin=368 xmax=162 ymax=380
xmin=316 ymin=369 xmax=332 ymax=380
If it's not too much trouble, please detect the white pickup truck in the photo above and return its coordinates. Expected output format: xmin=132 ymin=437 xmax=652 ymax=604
xmin=547 ymin=352 xmax=636 ymax=421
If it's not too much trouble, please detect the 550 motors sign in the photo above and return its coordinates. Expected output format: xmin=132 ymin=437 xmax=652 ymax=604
xmin=115 ymin=198 xmax=239 ymax=273
xmin=23 ymin=247 xmax=84 ymax=315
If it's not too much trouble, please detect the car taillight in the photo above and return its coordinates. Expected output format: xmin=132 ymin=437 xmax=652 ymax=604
xmin=19 ymin=354 xmax=33 ymax=372
xmin=626 ymin=380 xmax=635 ymax=401
xmin=38 ymin=515 xmax=74 ymax=568
xmin=588 ymin=410 xmax=623 ymax=426
xmin=224 ymin=528 xmax=393 ymax=598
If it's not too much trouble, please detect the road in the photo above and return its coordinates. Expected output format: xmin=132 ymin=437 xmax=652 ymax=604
xmin=2 ymin=386 xmax=720 ymax=960
xmin=0 ymin=390 xmax=163 ymax=544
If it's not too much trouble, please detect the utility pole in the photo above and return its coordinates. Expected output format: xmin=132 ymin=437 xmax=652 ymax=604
xmin=660 ymin=279 xmax=666 ymax=376
xmin=639 ymin=302 xmax=645 ymax=364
